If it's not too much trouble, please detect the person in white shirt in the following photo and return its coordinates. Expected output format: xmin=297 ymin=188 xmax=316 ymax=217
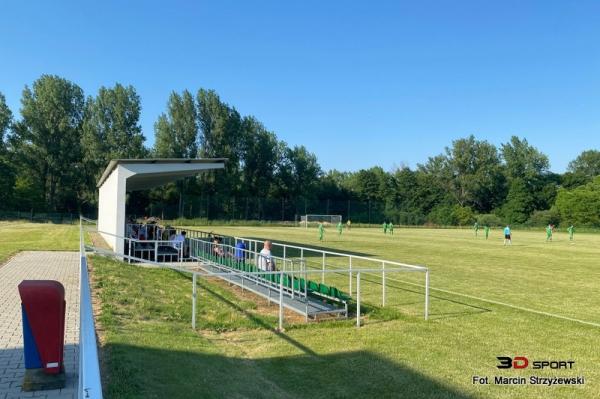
xmin=173 ymin=231 xmax=185 ymax=249
xmin=258 ymin=240 xmax=275 ymax=271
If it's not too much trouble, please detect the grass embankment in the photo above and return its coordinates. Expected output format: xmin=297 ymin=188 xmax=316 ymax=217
xmin=93 ymin=226 xmax=600 ymax=399
xmin=0 ymin=221 xmax=79 ymax=263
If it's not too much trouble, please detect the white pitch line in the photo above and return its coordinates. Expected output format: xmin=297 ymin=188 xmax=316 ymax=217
xmin=379 ymin=274 xmax=600 ymax=328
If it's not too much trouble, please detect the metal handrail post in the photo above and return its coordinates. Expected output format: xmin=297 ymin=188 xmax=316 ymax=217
xmin=278 ymin=271 xmax=284 ymax=331
xmin=322 ymin=253 xmax=325 ymax=283
xmin=425 ymin=269 xmax=430 ymax=320
xmin=356 ymin=272 xmax=361 ymax=328
xmin=290 ymin=259 xmax=294 ymax=299
xmin=304 ymin=259 xmax=308 ymax=321
xmin=349 ymin=256 xmax=352 ymax=295
xmin=382 ymin=261 xmax=386 ymax=307
xmin=192 ymin=273 xmax=197 ymax=329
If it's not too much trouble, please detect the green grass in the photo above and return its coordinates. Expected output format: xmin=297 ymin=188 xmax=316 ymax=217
xmin=0 ymin=221 xmax=79 ymax=263
xmin=92 ymin=225 xmax=600 ymax=399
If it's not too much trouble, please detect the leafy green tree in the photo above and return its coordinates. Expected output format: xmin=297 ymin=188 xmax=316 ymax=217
xmin=82 ymin=84 xmax=146 ymax=205
xmin=197 ymin=89 xmax=243 ymax=196
xmin=501 ymin=136 xmax=550 ymax=181
xmin=152 ymin=90 xmax=201 ymax=217
xmin=500 ymin=136 xmax=551 ymax=218
xmin=239 ymin=116 xmax=278 ymax=198
xmin=445 ymin=135 xmax=505 ymax=212
xmin=500 ymin=178 xmax=535 ymax=223
xmin=274 ymin=144 xmax=321 ymax=199
xmin=567 ymin=150 xmax=600 ymax=183
xmin=317 ymin=170 xmax=353 ymax=200
xmin=11 ymin=75 xmax=85 ymax=211
xmin=0 ymin=93 xmax=15 ymax=207
xmin=154 ymin=90 xmax=198 ymax=158
xmin=0 ymin=93 xmax=11 ymax=149
xmin=555 ymin=177 xmax=600 ymax=226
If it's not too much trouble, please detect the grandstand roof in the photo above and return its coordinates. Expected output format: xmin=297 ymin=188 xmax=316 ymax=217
xmin=97 ymin=158 xmax=227 ymax=190
xmin=97 ymin=158 xmax=226 ymax=255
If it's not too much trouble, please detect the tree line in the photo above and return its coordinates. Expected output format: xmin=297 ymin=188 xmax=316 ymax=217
xmin=1 ymin=74 xmax=599 ymax=226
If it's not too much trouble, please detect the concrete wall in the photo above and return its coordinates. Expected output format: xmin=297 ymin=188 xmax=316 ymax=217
xmin=98 ymin=166 xmax=132 ymax=254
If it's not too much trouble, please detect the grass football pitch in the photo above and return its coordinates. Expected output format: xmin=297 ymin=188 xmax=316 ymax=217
xmin=1 ymin=222 xmax=599 ymax=398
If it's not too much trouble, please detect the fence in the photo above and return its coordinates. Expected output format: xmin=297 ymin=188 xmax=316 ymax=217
xmin=125 ymin=195 xmax=423 ymax=224
xmin=82 ymin=219 xmax=430 ymax=329
xmin=176 ymin=227 xmax=430 ymax=311
xmin=0 ymin=211 xmax=87 ymax=224
xmin=78 ymin=218 xmax=103 ymax=399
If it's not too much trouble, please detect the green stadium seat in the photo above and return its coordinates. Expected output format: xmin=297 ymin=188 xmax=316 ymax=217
xmin=319 ymin=283 xmax=330 ymax=296
xmin=299 ymin=278 xmax=306 ymax=291
xmin=308 ymin=280 xmax=319 ymax=292
xmin=330 ymin=286 xmax=339 ymax=298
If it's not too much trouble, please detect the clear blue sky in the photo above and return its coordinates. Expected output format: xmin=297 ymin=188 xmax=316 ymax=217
xmin=1 ymin=1 xmax=599 ymax=173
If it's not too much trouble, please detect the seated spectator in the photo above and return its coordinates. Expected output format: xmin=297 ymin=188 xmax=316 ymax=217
xmin=140 ymin=219 xmax=148 ymax=239
xmin=234 ymin=240 xmax=247 ymax=261
xmin=258 ymin=240 xmax=275 ymax=271
xmin=172 ymin=231 xmax=187 ymax=257
xmin=173 ymin=231 xmax=185 ymax=249
xmin=213 ymin=238 xmax=224 ymax=256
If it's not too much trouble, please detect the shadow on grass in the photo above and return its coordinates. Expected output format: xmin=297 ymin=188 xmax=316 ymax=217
xmin=195 ymin=277 xmax=318 ymax=356
xmin=102 ymin=344 xmax=476 ymax=399
xmin=358 ymin=275 xmax=493 ymax=320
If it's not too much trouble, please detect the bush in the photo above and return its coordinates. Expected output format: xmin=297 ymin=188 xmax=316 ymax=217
xmin=453 ymin=206 xmax=475 ymax=226
xmin=427 ymin=205 xmax=475 ymax=226
xmin=385 ymin=210 xmax=426 ymax=225
xmin=427 ymin=205 xmax=455 ymax=226
xmin=476 ymin=213 xmax=503 ymax=227
xmin=526 ymin=208 xmax=561 ymax=227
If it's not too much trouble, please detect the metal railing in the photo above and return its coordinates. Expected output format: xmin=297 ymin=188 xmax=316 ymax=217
xmin=176 ymin=227 xmax=429 ymax=308
xmin=83 ymin=220 xmax=430 ymax=329
xmin=78 ymin=217 xmax=103 ymax=399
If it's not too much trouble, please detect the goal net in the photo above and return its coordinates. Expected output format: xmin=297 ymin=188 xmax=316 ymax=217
xmin=300 ymin=214 xmax=342 ymax=228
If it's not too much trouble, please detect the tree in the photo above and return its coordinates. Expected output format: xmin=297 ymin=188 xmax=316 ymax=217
xmin=0 ymin=92 xmax=11 ymax=149
xmin=197 ymin=89 xmax=243 ymax=197
xmin=500 ymin=136 xmax=551 ymax=217
xmin=82 ymin=84 xmax=146 ymax=206
xmin=567 ymin=150 xmax=600 ymax=183
xmin=10 ymin=75 xmax=85 ymax=211
xmin=501 ymin=178 xmax=536 ymax=224
xmin=555 ymin=177 xmax=600 ymax=226
xmin=444 ymin=135 xmax=505 ymax=212
xmin=274 ymin=144 xmax=321 ymax=199
xmin=239 ymin=116 xmax=278 ymax=198
xmin=0 ymin=93 xmax=15 ymax=207
xmin=501 ymin=136 xmax=550 ymax=182
xmin=154 ymin=90 xmax=198 ymax=158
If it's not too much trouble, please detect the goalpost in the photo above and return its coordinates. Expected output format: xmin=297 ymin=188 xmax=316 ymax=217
xmin=300 ymin=214 xmax=342 ymax=228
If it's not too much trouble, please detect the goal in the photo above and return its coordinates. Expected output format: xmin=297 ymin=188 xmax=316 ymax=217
xmin=300 ymin=214 xmax=342 ymax=228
